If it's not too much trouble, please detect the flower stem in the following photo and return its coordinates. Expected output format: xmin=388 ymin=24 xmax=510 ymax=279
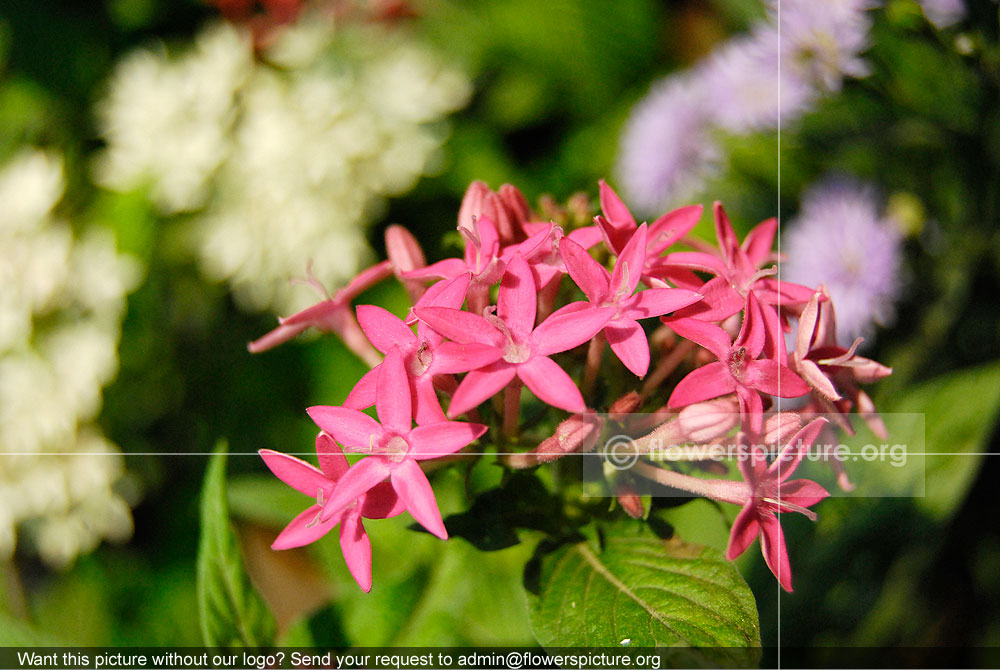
xmin=583 ymin=330 xmax=605 ymax=400
xmin=632 ymin=460 xmax=748 ymax=506
xmin=642 ymin=339 xmax=694 ymax=398
xmin=503 ymin=377 xmax=522 ymax=439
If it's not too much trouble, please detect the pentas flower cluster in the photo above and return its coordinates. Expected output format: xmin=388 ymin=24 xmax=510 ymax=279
xmin=253 ymin=179 xmax=892 ymax=593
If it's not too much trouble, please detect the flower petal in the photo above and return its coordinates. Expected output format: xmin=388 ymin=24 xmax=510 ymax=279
xmin=735 ymin=292 xmax=767 ymax=359
xmin=610 ymin=222 xmax=647 ymax=297
xmin=627 ymin=288 xmax=702 ymax=319
xmin=759 ymin=514 xmax=793 ymax=592
xmin=321 ymin=456 xmax=392 ymax=521
xmin=713 ymin=202 xmax=741 ymax=268
xmin=447 ymin=362 xmax=517 ymax=418
xmin=414 ymin=274 xmax=471 ymax=342
xmin=670 ymin=276 xmax=744 ymax=321
xmin=391 ymin=459 xmax=448 ymax=539
xmin=599 ymin=179 xmax=637 ymax=228
xmin=532 ymin=304 xmax=614 ymax=356
xmin=409 ymin=420 xmax=488 ymax=459
xmin=343 ymin=365 xmax=379 ymax=411
xmin=773 ymin=417 xmax=828 ymax=481
xmin=560 ymin=236 xmax=610 ymax=304
xmin=779 ymin=478 xmax=830 ymax=509
xmin=741 ymin=216 xmax=777 ymax=267
xmin=665 ymin=317 xmax=732 ymax=361
xmin=498 ymin=253 xmax=537 ymax=338
xmin=725 ymin=504 xmax=760 ymax=560
xmin=356 ymin=305 xmax=416 ymax=355
xmin=518 ymin=355 xmax=585 ymax=413
xmin=315 ymin=432 xmax=349 ymax=481
xmin=360 ymin=482 xmax=406 ymax=519
xmin=377 ymin=348 xmax=412 ymax=433
xmin=605 ymin=319 xmax=650 ymax=377
xmin=272 ymin=505 xmax=335 ymax=550
xmin=745 ymin=359 xmax=810 ymax=398
xmin=736 ymin=385 xmax=764 ymax=436
xmin=412 ymin=376 xmax=447 ymax=426
xmin=307 ymin=406 xmax=386 ymax=450
xmin=339 ymin=513 xmax=373 ymax=592
xmin=412 ymin=306 xmax=503 ymax=347
xmin=259 ymin=449 xmax=329 ymax=498
xmin=430 ymin=342 xmax=503 ymax=375
xmin=668 ymin=362 xmax=735 ymax=407
xmin=648 ymin=204 xmax=703 ymax=254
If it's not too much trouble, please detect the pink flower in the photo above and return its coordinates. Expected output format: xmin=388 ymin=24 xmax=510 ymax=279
xmin=791 ymin=288 xmax=892 ymax=438
xmin=259 ymin=432 xmax=405 ymax=592
xmin=726 ymin=418 xmax=830 ymax=592
xmin=559 ymin=222 xmax=702 ymax=376
xmin=414 ymin=254 xmax=614 ymax=415
xmin=345 ymin=274 xmax=499 ymax=424
xmin=595 ymin=180 xmax=703 ymax=284
xmin=248 ymin=260 xmax=392 ymax=366
xmin=666 ymin=291 xmax=810 ymax=434
xmin=307 ymin=347 xmax=487 ymax=539
xmin=404 ymin=215 xmax=506 ymax=315
xmin=658 ymin=203 xmax=814 ymax=326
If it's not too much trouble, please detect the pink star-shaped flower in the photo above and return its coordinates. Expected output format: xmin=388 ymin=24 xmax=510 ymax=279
xmin=307 ymin=347 xmax=487 ymax=539
xmin=414 ymin=254 xmax=614 ymax=416
xmin=726 ymin=418 xmax=830 ymax=592
xmin=559 ymin=222 xmax=702 ymax=376
xmin=657 ymin=203 xmax=815 ymax=330
xmin=259 ymin=432 xmax=405 ymax=592
xmin=595 ymin=180 xmax=703 ymax=285
xmin=666 ymin=291 xmax=810 ymax=434
xmin=345 ymin=274 xmax=499 ymax=424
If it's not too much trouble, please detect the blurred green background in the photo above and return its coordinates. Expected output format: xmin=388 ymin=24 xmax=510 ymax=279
xmin=1 ymin=0 xmax=999 ymax=664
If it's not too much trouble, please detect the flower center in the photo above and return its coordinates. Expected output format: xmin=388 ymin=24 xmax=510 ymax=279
xmin=384 ymin=434 xmax=410 ymax=463
xmin=409 ymin=341 xmax=433 ymax=376
xmin=485 ymin=312 xmax=532 ymax=364
xmin=728 ymin=346 xmax=748 ymax=381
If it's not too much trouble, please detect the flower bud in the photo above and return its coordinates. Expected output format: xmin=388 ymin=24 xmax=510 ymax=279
xmin=385 ymin=224 xmax=427 ymax=303
xmin=678 ymin=398 xmax=739 ymax=442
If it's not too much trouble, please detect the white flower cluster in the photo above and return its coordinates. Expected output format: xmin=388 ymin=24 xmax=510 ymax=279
xmin=0 ymin=150 xmax=141 ymax=568
xmin=95 ymin=17 xmax=471 ymax=313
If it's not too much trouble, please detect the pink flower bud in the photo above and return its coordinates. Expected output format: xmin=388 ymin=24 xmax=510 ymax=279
xmin=763 ymin=412 xmax=802 ymax=446
xmin=678 ymin=398 xmax=739 ymax=443
xmin=385 ymin=224 xmax=427 ymax=303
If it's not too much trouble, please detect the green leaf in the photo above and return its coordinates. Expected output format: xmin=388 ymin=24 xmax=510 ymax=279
xmin=899 ymin=361 xmax=1000 ymax=520
xmin=527 ymin=530 xmax=760 ymax=665
xmin=197 ymin=441 xmax=276 ymax=647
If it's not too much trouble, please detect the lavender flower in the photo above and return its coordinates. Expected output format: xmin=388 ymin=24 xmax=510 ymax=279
xmin=615 ymin=75 xmax=720 ymax=215
xmin=775 ymin=0 xmax=875 ymax=93
xmin=782 ymin=178 xmax=903 ymax=343
xmin=917 ymin=0 xmax=965 ymax=29
xmin=700 ymin=26 xmax=814 ymax=133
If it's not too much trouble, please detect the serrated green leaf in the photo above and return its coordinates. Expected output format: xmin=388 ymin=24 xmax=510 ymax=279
xmin=527 ymin=533 xmax=760 ymax=666
xmin=197 ymin=441 xmax=276 ymax=647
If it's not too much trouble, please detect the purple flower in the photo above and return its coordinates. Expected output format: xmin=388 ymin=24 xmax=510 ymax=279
xmin=615 ymin=74 xmax=720 ymax=216
xmin=700 ymin=26 xmax=814 ymax=132
xmin=775 ymin=0 xmax=875 ymax=93
xmin=782 ymin=178 xmax=903 ymax=343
